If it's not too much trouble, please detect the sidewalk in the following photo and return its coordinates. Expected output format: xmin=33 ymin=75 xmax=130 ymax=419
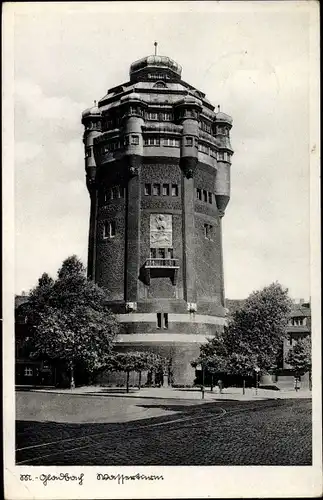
xmin=17 ymin=385 xmax=312 ymax=401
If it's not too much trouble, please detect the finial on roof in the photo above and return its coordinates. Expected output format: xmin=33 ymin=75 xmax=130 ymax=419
xmin=94 ymin=100 xmax=97 ymax=106
xmin=217 ymin=105 xmax=221 ymax=112
xmin=154 ymin=41 xmax=158 ymax=56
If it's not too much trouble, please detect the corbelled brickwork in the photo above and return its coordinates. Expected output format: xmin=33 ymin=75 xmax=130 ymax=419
xmin=82 ymin=53 xmax=233 ymax=385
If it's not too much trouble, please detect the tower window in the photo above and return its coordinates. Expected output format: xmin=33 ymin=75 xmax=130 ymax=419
xmin=167 ymin=248 xmax=174 ymax=259
xmin=131 ymin=135 xmax=139 ymax=145
xmin=103 ymin=221 xmax=116 ymax=239
xmin=203 ymin=190 xmax=208 ymax=203
xmin=199 ymin=144 xmax=209 ymax=155
xmin=144 ymin=136 xmax=160 ymax=146
xmin=147 ymin=112 xmax=159 ymax=120
xmin=201 ymin=121 xmax=212 ymax=133
xmin=111 ymin=186 xmax=120 ymax=199
xmin=162 ymin=137 xmax=180 ymax=147
xmin=196 ymin=188 xmax=202 ymax=201
xmin=154 ymin=81 xmax=167 ymax=88
xmin=162 ymin=184 xmax=170 ymax=196
xmin=150 ymin=248 xmax=157 ymax=258
xmin=148 ymin=73 xmax=169 ymax=80
xmin=171 ymin=184 xmax=178 ymax=197
xmin=158 ymin=248 xmax=166 ymax=259
xmin=110 ymin=221 xmax=116 ymax=237
xmin=163 ymin=313 xmax=169 ymax=329
xmin=144 ymin=184 xmax=151 ymax=196
xmin=160 ymin=112 xmax=172 ymax=121
xmin=186 ymin=137 xmax=193 ymax=147
xmin=153 ymin=184 xmax=161 ymax=196
xmin=204 ymin=224 xmax=213 ymax=240
xmin=208 ymin=192 xmax=213 ymax=204
xmin=218 ymin=151 xmax=224 ymax=161
xmin=24 ymin=367 xmax=33 ymax=377
xmin=85 ymin=148 xmax=91 ymax=158
xmin=157 ymin=313 xmax=162 ymax=329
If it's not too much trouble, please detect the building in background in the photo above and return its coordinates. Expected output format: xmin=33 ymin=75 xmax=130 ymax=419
xmin=274 ymin=299 xmax=311 ymax=389
xmin=225 ymin=297 xmax=312 ymax=389
xmin=15 ymin=295 xmax=55 ymax=386
xmin=81 ymin=51 xmax=233 ymax=385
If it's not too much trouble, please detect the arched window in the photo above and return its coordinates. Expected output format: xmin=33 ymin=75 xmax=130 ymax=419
xmin=154 ymin=81 xmax=167 ymax=88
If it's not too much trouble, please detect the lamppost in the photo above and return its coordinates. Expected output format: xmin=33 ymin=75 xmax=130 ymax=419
xmin=196 ymin=363 xmax=205 ymax=399
xmin=254 ymin=366 xmax=260 ymax=395
xmin=202 ymin=362 xmax=205 ymax=399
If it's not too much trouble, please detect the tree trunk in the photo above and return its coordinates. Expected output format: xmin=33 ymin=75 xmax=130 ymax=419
xmin=210 ymin=374 xmax=214 ymax=392
xmin=69 ymin=360 xmax=75 ymax=389
xmin=242 ymin=378 xmax=245 ymax=395
xmin=147 ymin=370 xmax=152 ymax=386
xmin=126 ymin=370 xmax=130 ymax=393
xmin=138 ymin=371 xmax=142 ymax=390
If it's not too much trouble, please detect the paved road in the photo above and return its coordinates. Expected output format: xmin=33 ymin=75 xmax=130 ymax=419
xmin=16 ymin=391 xmax=312 ymax=466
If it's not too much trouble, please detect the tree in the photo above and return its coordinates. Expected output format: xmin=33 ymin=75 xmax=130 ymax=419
xmin=109 ymin=353 xmax=138 ymax=393
xmin=104 ymin=351 xmax=164 ymax=392
xmin=27 ymin=256 xmax=120 ymax=388
xmin=135 ymin=352 xmax=164 ymax=389
xmin=193 ymin=283 xmax=292 ymax=391
xmin=226 ymin=283 xmax=292 ymax=374
xmin=192 ymin=332 xmax=229 ymax=390
xmin=285 ymin=337 xmax=311 ymax=389
xmin=25 ymin=273 xmax=54 ymax=325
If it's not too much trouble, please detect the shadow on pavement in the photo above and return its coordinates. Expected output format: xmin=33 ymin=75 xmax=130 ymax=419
xmin=15 ymin=386 xmax=56 ymax=391
xmin=92 ymin=388 xmax=139 ymax=394
xmin=16 ymin=401 xmax=221 ymax=461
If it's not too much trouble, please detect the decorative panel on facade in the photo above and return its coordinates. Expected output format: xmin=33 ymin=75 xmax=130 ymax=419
xmin=150 ymin=214 xmax=173 ymax=248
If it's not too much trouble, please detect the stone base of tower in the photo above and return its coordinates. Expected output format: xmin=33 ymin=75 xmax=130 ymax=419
xmin=95 ymin=341 xmax=203 ymax=387
xmin=170 ymin=343 xmax=202 ymax=386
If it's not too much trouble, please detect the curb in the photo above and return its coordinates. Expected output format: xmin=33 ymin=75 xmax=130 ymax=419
xmin=16 ymin=387 xmax=311 ymax=402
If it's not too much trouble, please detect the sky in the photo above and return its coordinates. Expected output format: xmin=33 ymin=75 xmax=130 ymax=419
xmin=11 ymin=1 xmax=317 ymax=300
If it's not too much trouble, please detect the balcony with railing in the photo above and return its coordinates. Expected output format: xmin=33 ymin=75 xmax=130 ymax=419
xmin=145 ymin=258 xmax=179 ymax=269
xmin=142 ymin=258 xmax=180 ymax=286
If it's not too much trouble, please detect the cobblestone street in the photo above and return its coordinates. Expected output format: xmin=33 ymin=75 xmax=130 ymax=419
xmin=16 ymin=391 xmax=312 ymax=466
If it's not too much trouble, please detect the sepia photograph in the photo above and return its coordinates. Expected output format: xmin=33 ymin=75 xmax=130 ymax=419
xmin=3 ymin=1 xmax=321 ymax=498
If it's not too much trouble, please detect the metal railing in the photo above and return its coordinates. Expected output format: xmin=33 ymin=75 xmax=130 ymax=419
xmin=145 ymin=258 xmax=179 ymax=268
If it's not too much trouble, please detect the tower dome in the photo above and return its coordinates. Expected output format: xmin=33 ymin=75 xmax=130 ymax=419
xmin=82 ymin=105 xmax=101 ymax=120
xmin=130 ymin=55 xmax=182 ymax=81
xmin=215 ymin=111 xmax=233 ymax=124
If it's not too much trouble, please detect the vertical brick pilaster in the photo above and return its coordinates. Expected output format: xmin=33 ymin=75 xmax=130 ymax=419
xmin=181 ymin=159 xmax=197 ymax=303
xmin=87 ymin=188 xmax=98 ymax=281
xmin=124 ymin=155 xmax=141 ymax=302
xmin=218 ymin=218 xmax=225 ymax=307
